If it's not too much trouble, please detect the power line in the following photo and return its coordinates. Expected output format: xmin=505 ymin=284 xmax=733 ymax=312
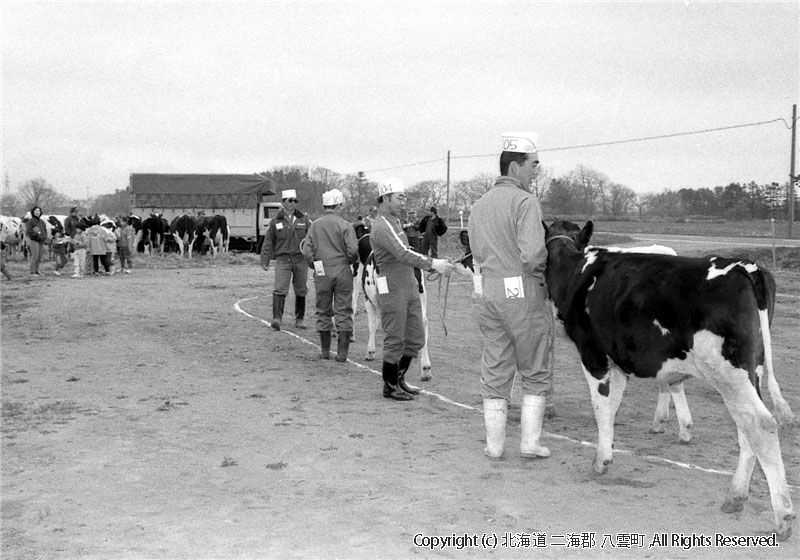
xmin=361 ymin=157 xmax=446 ymax=174
xmin=367 ymin=117 xmax=790 ymax=170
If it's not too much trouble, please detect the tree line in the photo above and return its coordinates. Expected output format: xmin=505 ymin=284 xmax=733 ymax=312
xmin=1 ymin=165 xmax=795 ymax=222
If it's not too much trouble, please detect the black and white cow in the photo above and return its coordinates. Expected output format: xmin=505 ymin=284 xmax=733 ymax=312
xmin=544 ymin=219 xmax=795 ymax=539
xmin=0 ymin=215 xmax=24 ymax=256
xmin=352 ymin=223 xmax=432 ymax=380
xmin=192 ymin=215 xmax=229 ymax=258
xmin=139 ymin=213 xmax=166 ymax=254
xmin=170 ymin=214 xmax=196 ymax=257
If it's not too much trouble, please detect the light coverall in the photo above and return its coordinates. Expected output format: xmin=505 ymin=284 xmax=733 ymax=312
xmin=468 ymin=176 xmax=553 ymax=400
xmin=370 ymin=212 xmax=435 ymax=364
xmin=302 ymin=211 xmax=359 ymax=332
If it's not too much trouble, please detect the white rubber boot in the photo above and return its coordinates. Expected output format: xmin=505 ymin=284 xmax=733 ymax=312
xmin=483 ymin=398 xmax=507 ymax=460
xmin=520 ymin=394 xmax=551 ymax=459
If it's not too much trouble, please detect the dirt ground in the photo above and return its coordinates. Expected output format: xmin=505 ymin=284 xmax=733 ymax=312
xmin=1 ymin=248 xmax=799 ymax=559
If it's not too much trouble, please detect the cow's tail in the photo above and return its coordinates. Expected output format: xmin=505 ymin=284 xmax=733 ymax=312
xmin=747 ymin=265 xmax=795 ymax=425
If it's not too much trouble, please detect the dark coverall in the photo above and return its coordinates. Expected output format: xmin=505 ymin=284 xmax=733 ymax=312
xmin=261 ymin=208 xmax=309 ymax=325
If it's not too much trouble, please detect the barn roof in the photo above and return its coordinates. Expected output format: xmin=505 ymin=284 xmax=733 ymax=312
xmin=130 ymin=174 xmax=274 ymax=209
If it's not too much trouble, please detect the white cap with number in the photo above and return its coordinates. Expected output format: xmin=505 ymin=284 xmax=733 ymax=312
xmin=502 ymin=132 xmax=539 ymax=154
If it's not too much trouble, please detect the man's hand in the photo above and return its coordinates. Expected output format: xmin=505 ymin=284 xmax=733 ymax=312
xmin=431 ymin=258 xmax=454 ymax=276
xmin=261 ymin=260 xmax=270 ymax=272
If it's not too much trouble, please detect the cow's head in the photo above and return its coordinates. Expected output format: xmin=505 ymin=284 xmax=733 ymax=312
xmin=544 ymin=220 xmax=593 ymax=253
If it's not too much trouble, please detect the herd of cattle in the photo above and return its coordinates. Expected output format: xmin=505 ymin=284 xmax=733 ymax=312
xmin=0 ymin=212 xmax=231 ymax=259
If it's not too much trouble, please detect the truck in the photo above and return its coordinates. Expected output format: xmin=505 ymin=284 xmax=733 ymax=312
xmin=129 ymin=173 xmax=283 ymax=251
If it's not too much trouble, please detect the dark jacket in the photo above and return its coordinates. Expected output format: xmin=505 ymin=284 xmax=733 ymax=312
xmin=419 ymin=214 xmax=447 ymax=237
xmin=25 ymin=216 xmax=48 ymax=244
xmin=261 ymin=208 xmax=309 ymax=263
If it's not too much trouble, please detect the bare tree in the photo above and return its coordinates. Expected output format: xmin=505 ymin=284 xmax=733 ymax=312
xmin=1 ymin=192 xmax=22 ymax=216
xmin=450 ymin=172 xmax=494 ymax=211
xmin=407 ymin=180 xmax=447 ymax=214
xmin=18 ymin=178 xmax=69 ymax=212
xmin=608 ymin=183 xmax=638 ymax=216
xmin=529 ymin=165 xmax=553 ymax=200
xmin=340 ymin=172 xmax=378 ymax=219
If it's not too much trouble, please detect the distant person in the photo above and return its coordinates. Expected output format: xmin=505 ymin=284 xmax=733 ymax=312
xmin=70 ymin=223 xmax=88 ymax=278
xmin=25 ymin=206 xmax=48 ymax=277
xmin=302 ymin=189 xmax=359 ymax=360
xmin=261 ymin=189 xmax=309 ymax=330
xmin=402 ymin=210 xmax=421 ymax=252
xmin=51 ymin=231 xmax=70 ymax=276
xmin=87 ymin=218 xmax=110 ymax=275
xmin=117 ymin=216 xmax=135 ymax=274
xmin=468 ymin=132 xmax=552 ymax=461
xmin=102 ymin=221 xmax=117 ymax=275
xmin=64 ymin=206 xmax=81 ymax=238
xmin=420 ymin=206 xmax=447 ymax=258
xmin=364 ymin=206 xmax=378 ymax=231
xmin=1 ymin=242 xmax=11 ymax=280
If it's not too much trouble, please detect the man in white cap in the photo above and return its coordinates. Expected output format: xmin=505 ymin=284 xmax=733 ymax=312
xmin=468 ymin=132 xmax=553 ymax=460
xmin=370 ymin=179 xmax=455 ymax=401
xmin=261 ymin=189 xmax=309 ymax=330
xmin=301 ymin=189 xmax=359 ymax=361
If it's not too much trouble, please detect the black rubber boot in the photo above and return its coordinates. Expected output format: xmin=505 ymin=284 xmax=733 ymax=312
xmin=397 ymin=354 xmax=421 ymax=395
xmin=319 ymin=331 xmax=332 ymax=359
xmin=295 ymin=296 xmax=307 ymax=329
xmin=382 ymin=361 xmax=413 ymax=401
xmin=271 ymin=295 xmax=286 ymax=330
xmin=335 ymin=331 xmax=351 ymax=362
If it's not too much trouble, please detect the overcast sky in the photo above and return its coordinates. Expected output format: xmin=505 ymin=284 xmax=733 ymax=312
xmin=2 ymin=1 xmax=798 ymax=201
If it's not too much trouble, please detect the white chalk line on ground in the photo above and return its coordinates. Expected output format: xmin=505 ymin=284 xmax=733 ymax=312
xmin=234 ymin=296 xmax=799 ymax=490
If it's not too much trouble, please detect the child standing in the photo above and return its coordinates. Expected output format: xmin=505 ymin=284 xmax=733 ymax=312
xmin=71 ymin=223 xmax=88 ymax=278
xmin=116 ymin=216 xmax=135 ymax=274
xmin=102 ymin=221 xmax=117 ymax=275
xmin=87 ymin=221 xmax=109 ymax=275
xmin=51 ymin=231 xmax=69 ymax=276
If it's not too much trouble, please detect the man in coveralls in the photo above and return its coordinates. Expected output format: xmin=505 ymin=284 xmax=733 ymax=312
xmin=301 ymin=188 xmax=359 ymax=361
xmin=370 ymin=179 xmax=455 ymax=401
xmin=468 ymin=132 xmax=553 ymax=459
xmin=261 ymin=188 xmax=309 ymax=331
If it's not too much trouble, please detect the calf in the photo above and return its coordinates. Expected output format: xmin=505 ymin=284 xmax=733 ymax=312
xmin=352 ymin=223 xmax=432 ymax=380
xmin=544 ymin=219 xmax=795 ymax=539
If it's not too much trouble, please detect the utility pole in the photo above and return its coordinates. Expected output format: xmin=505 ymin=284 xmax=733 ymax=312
xmin=789 ymin=104 xmax=796 ymax=238
xmin=445 ymin=150 xmax=451 ymax=217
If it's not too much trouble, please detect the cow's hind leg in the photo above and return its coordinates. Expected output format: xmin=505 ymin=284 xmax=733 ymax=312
xmin=721 ymin=428 xmax=756 ymax=514
xmin=584 ymin=365 xmax=627 ymax=474
xmin=716 ymin=371 xmax=795 ymax=540
xmin=365 ymin=299 xmax=379 ymax=361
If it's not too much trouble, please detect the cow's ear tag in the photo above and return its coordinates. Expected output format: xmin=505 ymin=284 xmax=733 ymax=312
xmin=376 ymin=276 xmax=389 ymax=294
xmin=504 ymin=276 xmax=525 ymax=299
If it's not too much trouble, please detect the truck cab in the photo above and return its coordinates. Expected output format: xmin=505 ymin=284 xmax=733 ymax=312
xmin=256 ymin=201 xmax=285 ymax=252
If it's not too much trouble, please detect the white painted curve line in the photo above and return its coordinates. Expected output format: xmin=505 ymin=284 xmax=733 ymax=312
xmin=234 ymin=296 xmax=800 ymax=489
xmin=234 ymin=297 xmax=476 ymax=411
